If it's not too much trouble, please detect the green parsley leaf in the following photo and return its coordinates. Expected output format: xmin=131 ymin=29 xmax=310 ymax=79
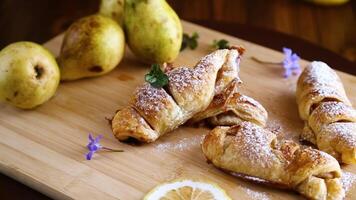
xmin=145 ymin=64 xmax=169 ymax=88
xmin=211 ymin=39 xmax=230 ymax=50
xmin=181 ymin=32 xmax=199 ymax=51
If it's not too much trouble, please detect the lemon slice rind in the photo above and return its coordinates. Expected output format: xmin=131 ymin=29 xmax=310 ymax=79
xmin=144 ymin=179 xmax=231 ymax=200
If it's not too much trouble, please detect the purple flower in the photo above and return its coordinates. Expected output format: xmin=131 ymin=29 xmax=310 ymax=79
xmin=86 ymin=134 xmax=103 ymax=160
xmin=282 ymin=47 xmax=300 ymax=78
xmin=85 ymin=133 xmax=123 ymax=160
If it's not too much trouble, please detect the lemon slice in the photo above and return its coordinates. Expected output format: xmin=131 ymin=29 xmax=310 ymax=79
xmin=143 ymin=179 xmax=232 ymax=200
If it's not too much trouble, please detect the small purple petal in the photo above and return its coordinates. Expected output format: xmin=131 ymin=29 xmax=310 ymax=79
xmin=292 ymin=62 xmax=300 ymax=70
xmin=87 ymin=143 xmax=95 ymax=151
xmin=283 ymin=47 xmax=292 ymax=57
xmin=291 ymin=53 xmax=300 ymax=62
xmin=95 ymin=135 xmax=103 ymax=143
xmin=282 ymin=48 xmax=300 ymax=78
xmin=85 ymin=133 xmax=123 ymax=161
xmin=87 ymin=142 xmax=102 ymax=151
xmin=88 ymin=133 xmax=94 ymax=142
xmin=86 ymin=151 xmax=94 ymax=160
xmin=86 ymin=133 xmax=103 ymax=152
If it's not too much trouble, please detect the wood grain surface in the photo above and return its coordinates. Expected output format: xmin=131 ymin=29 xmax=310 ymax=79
xmin=0 ymin=21 xmax=355 ymax=200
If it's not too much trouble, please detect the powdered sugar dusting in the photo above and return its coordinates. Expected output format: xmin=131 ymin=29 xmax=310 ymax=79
xmin=168 ymin=67 xmax=206 ymax=93
xmin=324 ymin=123 xmax=356 ymax=147
xmin=236 ymin=94 xmax=260 ymax=108
xmin=154 ymin=135 xmax=204 ymax=152
xmin=234 ymin=122 xmax=277 ymax=168
xmin=304 ymin=62 xmax=340 ymax=85
xmin=241 ymin=186 xmax=271 ymax=200
xmin=317 ymin=102 xmax=355 ymax=118
xmin=167 ymin=50 xmax=230 ymax=93
xmin=309 ymin=86 xmax=344 ymax=99
xmin=341 ymin=171 xmax=356 ymax=194
xmin=302 ymin=62 xmax=348 ymax=102
xmin=315 ymin=102 xmax=356 ymax=147
xmin=265 ymin=119 xmax=283 ymax=136
xmin=134 ymin=84 xmax=169 ymax=116
xmin=198 ymin=51 xmax=221 ymax=70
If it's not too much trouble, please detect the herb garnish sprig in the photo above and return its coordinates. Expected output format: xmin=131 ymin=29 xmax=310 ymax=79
xmin=145 ymin=64 xmax=169 ymax=88
xmin=211 ymin=39 xmax=230 ymax=50
xmin=181 ymin=32 xmax=199 ymax=51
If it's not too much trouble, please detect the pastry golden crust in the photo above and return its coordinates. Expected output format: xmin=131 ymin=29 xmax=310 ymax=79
xmin=202 ymin=122 xmax=345 ymax=200
xmin=214 ymin=48 xmax=241 ymax=94
xmin=296 ymin=61 xmax=356 ymax=164
xmin=131 ymin=83 xmax=183 ymax=134
xmin=112 ymin=107 xmax=158 ymax=142
xmin=296 ymin=61 xmax=351 ymax=120
xmin=112 ymin=49 xmax=242 ymax=143
xmin=190 ymin=79 xmax=268 ymax=127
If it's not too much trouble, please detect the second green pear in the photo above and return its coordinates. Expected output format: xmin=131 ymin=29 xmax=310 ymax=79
xmin=99 ymin=0 xmax=124 ymax=26
xmin=58 ymin=15 xmax=125 ymax=81
xmin=124 ymin=0 xmax=182 ymax=64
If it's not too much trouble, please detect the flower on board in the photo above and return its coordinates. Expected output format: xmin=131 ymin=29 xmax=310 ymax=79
xmin=86 ymin=133 xmax=123 ymax=160
xmin=282 ymin=47 xmax=300 ymax=78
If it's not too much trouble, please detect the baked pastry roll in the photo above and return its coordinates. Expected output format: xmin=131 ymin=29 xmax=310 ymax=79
xmin=112 ymin=48 xmax=243 ymax=143
xmin=190 ymin=78 xmax=268 ymax=127
xmin=296 ymin=61 xmax=351 ymax=121
xmin=202 ymin=122 xmax=345 ymax=200
xmin=296 ymin=61 xmax=356 ymax=164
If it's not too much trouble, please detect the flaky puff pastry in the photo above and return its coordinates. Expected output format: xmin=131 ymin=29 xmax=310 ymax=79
xmin=296 ymin=61 xmax=351 ymax=121
xmin=190 ymin=78 xmax=268 ymax=127
xmin=296 ymin=61 xmax=356 ymax=164
xmin=112 ymin=48 xmax=243 ymax=143
xmin=202 ymin=122 xmax=344 ymax=200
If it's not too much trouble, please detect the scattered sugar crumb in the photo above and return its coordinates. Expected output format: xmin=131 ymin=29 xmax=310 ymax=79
xmin=265 ymin=118 xmax=299 ymax=141
xmin=241 ymin=187 xmax=271 ymax=200
xmin=154 ymin=135 xmax=204 ymax=152
xmin=266 ymin=119 xmax=282 ymax=136
xmin=341 ymin=171 xmax=356 ymax=194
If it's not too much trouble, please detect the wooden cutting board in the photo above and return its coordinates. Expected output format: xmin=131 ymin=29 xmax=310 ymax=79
xmin=0 ymin=21 xmax=355 ymax=200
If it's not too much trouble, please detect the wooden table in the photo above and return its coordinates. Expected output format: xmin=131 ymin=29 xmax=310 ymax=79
xmin=0 ymin=19 xmax=355 ymax=199
xmin=1 ymin=0 xmax=355 ymax=62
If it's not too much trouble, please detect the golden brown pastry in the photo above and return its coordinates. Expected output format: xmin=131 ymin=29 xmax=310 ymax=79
xmin=296 ymin=61 xmax=356 ymax=164
xmin=112 ymin=48 xmax=243 ymax=143
xmin=190 ymin=78 xmax=268 ymax=127
xmin=202 ymin=122 xmax=345 ymax=200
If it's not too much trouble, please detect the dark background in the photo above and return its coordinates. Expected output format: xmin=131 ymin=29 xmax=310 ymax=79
xmin=0 ymin=0 xmax=355 ymax=199
xmin=0 ymin=0 xmax=355 ymax=62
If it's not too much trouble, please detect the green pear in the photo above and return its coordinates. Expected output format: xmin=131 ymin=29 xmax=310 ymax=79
xmin=124 ymin=0 xmax=182 ymax=64
xmin=99 ymin=0 xmax=125 ymax=26
xmin=58 ymin=15 xmax=125 ymax=81
xmin=0 ymin=42 xmax=60 ymax=109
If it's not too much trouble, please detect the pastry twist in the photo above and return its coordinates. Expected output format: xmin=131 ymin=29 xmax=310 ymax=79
xmin=202 ymin=122 xmax=345 ymax=200
xmin=190 ymin=78 xmax=268 ymax=127
xmin=112 ymin=49 xmax=243 ymax=143
xmin=296 ymin=61 xmax=356 ymax=164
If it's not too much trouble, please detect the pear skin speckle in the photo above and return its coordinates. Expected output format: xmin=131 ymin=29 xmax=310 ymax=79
xmin=0 ymin=42 xmax=60 ymax=109
xmin=58 ymin=14 xmax=125 ymax=81
xmin=124 ymin=0 xmax=182 ymax=64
